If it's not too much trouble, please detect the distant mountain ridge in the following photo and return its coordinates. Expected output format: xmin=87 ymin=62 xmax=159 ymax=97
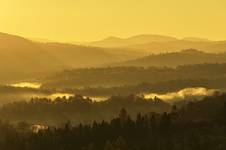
xmin=127 ymin=40 xmax=226 ymax=53
xmin=89 ymin=34 xmax=178 ymax=47
xmin=88 ymin=34 xmax=226 ymax=53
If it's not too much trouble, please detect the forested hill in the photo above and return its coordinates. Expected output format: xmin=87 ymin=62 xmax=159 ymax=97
xmin=0 ymin=95 xmax=171 ymax=125
xmin=42 ymin=63 xmax=226 ymax=88
xmin=1 ymin=93 xmax=226 ymax=150
xmin=115 ymin=49 xmax=226 ymax=67
xmin=1 ymin=92 xmax=226 ymax=125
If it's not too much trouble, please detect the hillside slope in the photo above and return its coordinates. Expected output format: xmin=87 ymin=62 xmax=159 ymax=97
xmin=116 ymin=49 xmax=226 ymax=67
xmin=0 ymin=32 xmax=65 ymax=82
xmin=0 ymin=32 xmax=143 ymax=82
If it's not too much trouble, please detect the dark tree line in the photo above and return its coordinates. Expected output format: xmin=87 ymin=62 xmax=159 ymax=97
xmin=1 ymin=95 xmax=226 ymax=150
xmin=0 ymin=95 xmax=170 ymax=125
xmin=42 ymin=63 xmax=226 ymax=89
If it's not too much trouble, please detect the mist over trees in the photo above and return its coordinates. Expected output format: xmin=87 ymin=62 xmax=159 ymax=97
xmin=1 ymin=93 xmax=226 ymax=150
xmin=1 ymin=63 xmax=226 ymax=106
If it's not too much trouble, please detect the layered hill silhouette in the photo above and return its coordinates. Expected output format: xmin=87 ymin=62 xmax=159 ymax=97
xmin=38 ymin=43 xmax=143 ymax=68
xmin=0 ymin=32 xmax=142 ymax=82
xmin=89 ymin=34 xmax=178 ymax=48
xmin=115 ymin=49 xmax=226 ymax=67
xmin=88 ymin=34 xmax=226 ymax=53
xmin=128 ymin=40 xmax=226 ymax=53
xmin=2 ymin=32 xmax=226 ymax=82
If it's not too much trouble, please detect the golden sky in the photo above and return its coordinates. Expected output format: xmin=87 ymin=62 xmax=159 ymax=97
xmin=0 ymin=0 xmax=226 ymax=41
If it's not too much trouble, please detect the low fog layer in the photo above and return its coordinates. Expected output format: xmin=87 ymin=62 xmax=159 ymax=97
xmin=0 ymin=81 xmax=222 ymax=106
xmin=143 ymin=87 xmax=218 ymax=103
xmin=10 ymin=82 xmax=42 ymax=89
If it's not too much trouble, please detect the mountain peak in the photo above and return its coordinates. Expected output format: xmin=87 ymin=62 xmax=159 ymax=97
xmin=102 ymin=36 xmax=122 ymax=41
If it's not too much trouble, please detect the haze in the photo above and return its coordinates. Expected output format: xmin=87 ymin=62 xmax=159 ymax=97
xmin=2 ymin=1 xmax=226 ymax=149
xmin=1 ymin=0 xmax=226 ymax=41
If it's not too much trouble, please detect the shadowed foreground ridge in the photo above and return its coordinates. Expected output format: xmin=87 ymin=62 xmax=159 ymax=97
xmin=1 ymin=93 xmax=226 ymax=150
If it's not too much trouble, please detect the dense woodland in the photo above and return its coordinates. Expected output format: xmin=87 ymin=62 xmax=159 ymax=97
xmin=0 ymin=95 xmax=171 ymax=125
xmin=65 ymin=78 xmax=225 ymax=97
xmin=1 ymin=93 xmax=226 ymax=150
xmin=42 ymin=63 xmax=226 ymax=89
xmin=117 ymin=49 xmax=226 ymax=67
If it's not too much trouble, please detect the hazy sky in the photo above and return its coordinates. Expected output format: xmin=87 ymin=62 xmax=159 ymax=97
xmin=1 ymin=0 xmax=226 ymax=41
